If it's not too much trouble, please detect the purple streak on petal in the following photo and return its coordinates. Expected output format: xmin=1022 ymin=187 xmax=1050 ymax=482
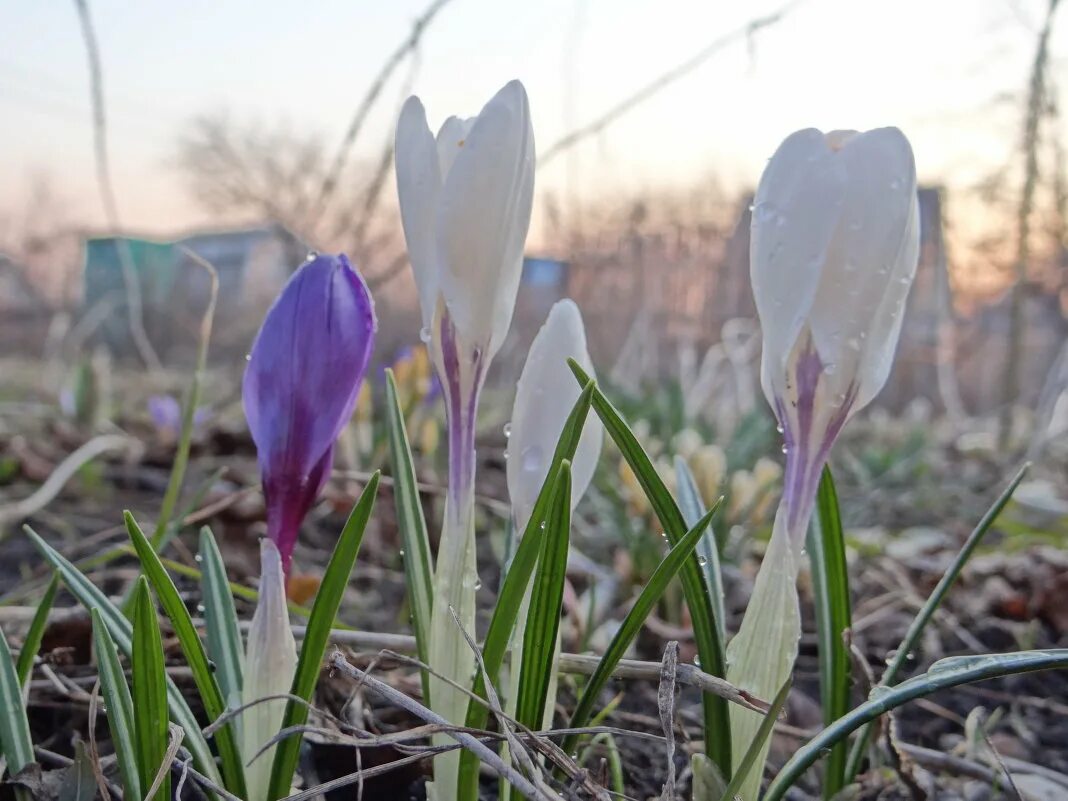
xmin=438 ymin=310 xmax=484 ymax=511
xmin=243 ymin=253 xmax=376 ymax=571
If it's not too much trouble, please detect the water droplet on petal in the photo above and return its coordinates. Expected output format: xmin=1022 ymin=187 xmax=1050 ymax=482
xmin=419 ymin=326 xmax=431 ymax=343
xmin=824 ymin=362 xmax=837 ymax=375
xmin=503 ymin=422 xmax=512 ymax=438
xmin=195 ymin=603 xmax=206 ymax=613
xmin=697 ymin=554 xmax=708 ymax=566
xmin=520 ymin=445 xmax=543 ymax=474
xmin=245 ymin=353 xmax=252 ymax=362
xmin=306 ymin=250 xmax=319 ymax=261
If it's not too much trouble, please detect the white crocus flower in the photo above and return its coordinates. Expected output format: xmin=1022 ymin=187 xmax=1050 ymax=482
xmin=394 ymin=80 xmax=535 ymax=800
xmin=727 ymin=127 xmax=919 ymax=801
xmin=507 ymin=299 xmax=603 ymax=531
xmin=242 ymin=539 xmax=297 ymax=801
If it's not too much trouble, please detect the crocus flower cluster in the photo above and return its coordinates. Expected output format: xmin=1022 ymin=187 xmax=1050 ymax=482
xmin=726 ymin=127 xmax=919 ymax=800
xmin=241 ymin=252 xmax=375 ymax=799
xmin=395 ymin=79 xmax=534 ymax=795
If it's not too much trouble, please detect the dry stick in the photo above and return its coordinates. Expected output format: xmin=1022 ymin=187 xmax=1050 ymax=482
xmin=314 ymin=0 xmax=455 ymax=216
xmin=0 ymin=435 xmax=140 ymax=528
xmin=86 ymin=681 xmax=115 ymax=801
xmin=1001 ymin=0 xmax=1061 ymax=448
xmin=328 ymin=651 xmax=552 ymax=801
xmin=539 ymin=0 xmax=802 ymax=166
xmin=657 ymin=642 xmax=679 ymax=801
xmin=141 ymin=724 xmax=185 ymax=801
xmin=72 ymin=0 xmax=160 ymax=371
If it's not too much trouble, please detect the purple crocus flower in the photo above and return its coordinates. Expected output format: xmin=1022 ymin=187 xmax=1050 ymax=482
xmin=242 ymin=253 xmax=376 ymax=574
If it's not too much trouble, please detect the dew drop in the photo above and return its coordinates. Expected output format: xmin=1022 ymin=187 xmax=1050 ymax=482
xmin=473 ymin=577 xmax=483 ymax=591
xmin=194 ymin=553 xmax=203 ymax=563
xmin=520 ymin=445 xmax=543 ymax=474
xmin=775 ymin=424 xmax=784 ymax=434
xmin=781 ymin=444 xmax=788 ymax=454
xmin=195 ymin=603 xmax=206 ymax=613
xmin=503 ymin=422 xmax=512 ymax=438
xmin=306 ymin=250 xmax=319 ymax=261
xmin=244 ymin=353 xmax=252 ymax=362
xmin=693 ymin=655 xmax=701 ymax=667
xmin=823 ymin=362 xmax=837 ymax=375
xmin=419 ymin=326 xmax=431 ymax=343
xmin=697 ymin=554 xmax=708 ymax=566
xmin=399 ymin=549 xmax=405 ymax=557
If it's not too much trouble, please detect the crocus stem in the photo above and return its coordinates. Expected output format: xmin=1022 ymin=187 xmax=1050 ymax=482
xmin=428 ymin=315 xmax=484 ymax=799
xmin=723 ymin=449 xmax=823 ymax=801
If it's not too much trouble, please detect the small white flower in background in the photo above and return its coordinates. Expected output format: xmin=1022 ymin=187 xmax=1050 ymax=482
xmin=242 ymin=540 xmax=297 ymax=801
xmin=395 ymin=80 xmax=535 ymax=800
xmin=507 ymin=299 xmax=603 ymax=531
xmin=728 ymin=126 xmax=920 ymax=801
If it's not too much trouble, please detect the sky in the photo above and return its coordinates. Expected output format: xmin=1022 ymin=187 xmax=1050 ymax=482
xmin=1 ymin=0 xmax=1064 ymax=250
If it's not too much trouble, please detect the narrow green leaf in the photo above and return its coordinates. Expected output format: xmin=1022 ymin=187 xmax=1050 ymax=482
xmin=675 ymin=457 xmax=726 ymax=644
xmin=456 ymin=380 xmax=595 ymax=801
xmin=766 ymin=649 xmax=1068 ymax=801
xmin=266 ymin=472 xmax=380 ymax=801
xmin=560 ymin=499 xmax=722 ymax=759
xmin=16 ymin=574 xmax=59 ymax=686
xmin=805 ymin=467 xmax=851 ymax=800
xmin=718 ymin=680 xmax=791 ymax=801
xmin=91 ymin=608 xmax=141 ymax=800
xmin=568 ymin=358 xmax=731 ymax=774
xmin=514 ymin=461 xmax=572 ymax=730
xmin=843 ymin=462 xmax=1029 ymax=782
xmin=199 ymin=528 xmax=245 ymax=705
xmin=21 ymin=526 xmax=221 ymax=788
xmin=124 ymin=512 xmax=247 ymax=797
xmin=131 ymin=577 xmax=170 ymax=801
xmin=385 ymin=370 xmax=434 ymax=701
xmin=152 ymin=257 xmax=217 ymax=548
xmin=0 ymin=625 xmax=34 ymax=777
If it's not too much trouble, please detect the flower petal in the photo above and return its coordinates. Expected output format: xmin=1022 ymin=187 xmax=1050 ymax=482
xmin=506 ymin=299 xmax=602 ymax=530
xmin=435 ymin=80 xmax=535 ymax=355
xmin=395 ymin=97 xmax=443 ymax=331
xmin=750 ymin=129 xmax=847 ymax=406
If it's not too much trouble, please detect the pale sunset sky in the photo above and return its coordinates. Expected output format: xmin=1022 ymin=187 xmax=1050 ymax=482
xmin=1 ymin=0 xmax=1064 ymax=251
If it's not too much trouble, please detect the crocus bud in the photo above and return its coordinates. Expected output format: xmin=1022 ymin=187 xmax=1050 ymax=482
xmin=242 ymin=539 xmax=297 ymax=801
xmin=727 ymin=127 xmax=920 ymax=801
xmin=507 ymin=299 xmax=603 ymax=530
xmin=395 ymin=80 xmax=534 ymax=360
xmin=243 ymin=253 xmax=376 ymax=574
xmin=751 ymin=126 xmax=919 ymax=540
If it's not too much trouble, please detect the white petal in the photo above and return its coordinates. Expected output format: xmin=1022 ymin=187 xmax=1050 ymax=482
xmin=436 ymin=80 xmax=535 ymax=355
xmin=435 ymin=115 xmax=478 ymax=180
xmin=395 ymin=95 xmax=443 ymax=331
xmin=242 ymin=540 xmax=297 ymax=801
xmin=507 ymin=299 xmax=602 ymax=531
xmin=750 ymin=128 xmax=847 ymax=406
xmin=854 ymin=190 xmax=920 ymax=409
xmin=807 ymin=127 xmax=917 ymax=393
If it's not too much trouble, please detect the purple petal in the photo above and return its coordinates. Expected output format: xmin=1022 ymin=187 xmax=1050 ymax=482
xmin=148 ymin=394 xmax=182 ymax=435
xmin=243 ymin=253 xmax=376 ymax=567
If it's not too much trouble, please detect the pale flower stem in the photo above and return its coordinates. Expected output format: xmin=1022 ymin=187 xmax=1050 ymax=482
xmin=724 ymin=449 xmax=821 ymax=801
xmin=428 ymin=362 xmax=481 ymax=800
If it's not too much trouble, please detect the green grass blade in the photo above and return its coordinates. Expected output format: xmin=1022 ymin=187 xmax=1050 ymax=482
xmin=385 ymin=370 xmax=434 ymax=700
xmin=131 ymin=577 xmax=170 ymax=801
xmin=805 ymin=467 xmax=851 ymax=800
xmin=456 ymin=380 xmax=595 ymax=801
xmin=266 ymin=472 xmax=380 ymax=801
xmin=199 ymin=527 xmax=245 ymax=707
xmin=568 ymin=358 xmax=731 ymax=774
xmin=717 ymin=680 xmax=791 ymax=801
xmin=91 ymin=608 xmax=141 ymax=800
xmin=843 ymin=462 xmax=1029 ymax=782
xmin=124 ymin=512 xmax=246 ymax=798
xmin=151 ymin=255 xmax=217 ymax=548
xmin=21 ymin=525 xmax=222 ymax=788
xmin=514 ymin=461 xmax=572 ymax=730
xmin=675 ymin=457 xmax=726 ymax=644
xmin=0 ymin=625 xmax=34 ymax=777
xmin=16 ymin=574 xmax=59 ymax=686
xmin=560 ymin=500 xmax=722 ymax=759
xmin=766 ymin=648 xmax=1068 ymax=801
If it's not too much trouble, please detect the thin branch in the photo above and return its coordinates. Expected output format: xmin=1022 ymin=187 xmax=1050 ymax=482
xmin=539 ymin=1 xmax=802 ymax=166
xmin=72 ymin=0 xmax=161 ymax=370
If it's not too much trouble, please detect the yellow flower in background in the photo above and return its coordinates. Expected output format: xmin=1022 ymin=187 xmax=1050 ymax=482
xmin=418 ymin=416 xmax=440 ymax=457
xmin=618 ymin=459 xmax=650 ymax=516
xmin=689 ymin=444 xmax=727 ymax=508
xmin=748 ymin=456 xmax=783 ymax=522
xmin=672 ymin=428 xmax=704 ymax=461
xmin=729 ymin=469 xmax=758 ymax=519
xmin=355 ymin=381 xmax=373 ymax=423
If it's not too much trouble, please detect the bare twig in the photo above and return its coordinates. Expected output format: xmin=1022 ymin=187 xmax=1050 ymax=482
xmin=328 ymin=651 xmax=554 ymax=801
xmin=72 ymin=0 xmax=161 ymax=370
xmin=539 ymin=1 xmax=801 ymax=166
xmin=657 ymin=642 xmax=680 ymax=801
xmin=141 ymin=724 xmax=185 ymax=801
xmin=315 ymin=0 xmax=455 ymax=216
